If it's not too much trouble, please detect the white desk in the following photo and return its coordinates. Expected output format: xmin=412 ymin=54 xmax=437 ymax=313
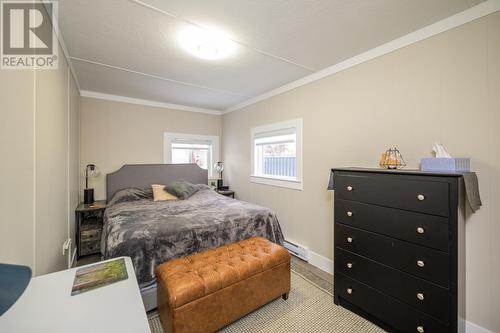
xmin=0 ymin=257 xmax=151 ymax=333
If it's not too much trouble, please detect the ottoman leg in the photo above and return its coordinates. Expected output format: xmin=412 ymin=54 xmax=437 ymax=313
xmin=282 ymin=292 xmax=289 ymax=300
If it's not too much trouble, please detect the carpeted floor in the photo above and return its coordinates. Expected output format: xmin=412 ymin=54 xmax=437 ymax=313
xmin=77 ymin=255 xmax=386 ymax=332
xmin=147 ymin=266 xmax=386 ymax=333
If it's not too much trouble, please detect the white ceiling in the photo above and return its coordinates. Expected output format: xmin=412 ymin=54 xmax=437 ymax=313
xmin=58 ymin=0 xmax=484 ymax=112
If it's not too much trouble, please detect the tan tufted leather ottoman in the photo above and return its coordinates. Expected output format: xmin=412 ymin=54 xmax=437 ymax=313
xmin=155 ymin=237 xmax=291 ymax=333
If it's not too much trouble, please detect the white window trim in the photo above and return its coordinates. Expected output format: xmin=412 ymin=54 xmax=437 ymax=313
xmin=163 ymin=132 xmax=220 ymax=178
xmin=250 ymin=118 xmax=303 ymax=191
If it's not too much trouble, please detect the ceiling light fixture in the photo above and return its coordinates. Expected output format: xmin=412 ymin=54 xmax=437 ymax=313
xmin=178 ymin=26 xmax=236 ymax=60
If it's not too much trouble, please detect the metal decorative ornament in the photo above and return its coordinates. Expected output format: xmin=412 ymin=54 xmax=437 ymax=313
xmin=380 ymin=147 xmax=406 ymax=169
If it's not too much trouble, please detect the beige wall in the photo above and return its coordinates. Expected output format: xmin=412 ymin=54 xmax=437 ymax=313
xmin=0 ymin=26 xmax=80 ymax=274
xmin=222 ymin=12 xmax=500 ymax=332
xmin=35 ymin=50 xmax=81 ymax=275
xmin=80 ymin=97 xmax=222 ymax=200
xmin=0 ymin=69 xmax=35 ymax=269
xmin=68 ymin=74 xmax=81 ymax=269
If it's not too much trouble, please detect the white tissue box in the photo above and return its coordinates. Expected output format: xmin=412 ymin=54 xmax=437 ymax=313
xmin=420 ymin=158 xmax=470 ymax=172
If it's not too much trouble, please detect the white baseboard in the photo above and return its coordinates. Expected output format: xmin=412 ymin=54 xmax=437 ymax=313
xmin=308 ymin=250 xmax=333 ymax=275
xmin=306 ymin=257 xmax=494 ymax=333
xmin=70 ymin=248 xmax=77 ymax=268
xmin=467 ymin=321 xmax=494 ymax=333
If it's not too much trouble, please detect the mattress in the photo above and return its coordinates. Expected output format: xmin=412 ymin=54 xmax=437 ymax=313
xmin=101 ymin=185 xmax=284 ymax=288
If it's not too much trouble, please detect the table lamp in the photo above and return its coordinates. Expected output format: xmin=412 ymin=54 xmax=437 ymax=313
xmin=0 ymin=263 xmax=31 ymax=316
xmin=214 ymin=161 xmax=224 ymax=189
xmin=84 ymin=164 xmax=99 ymax=204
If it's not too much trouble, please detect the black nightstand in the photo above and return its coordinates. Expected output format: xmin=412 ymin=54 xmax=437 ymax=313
xmin=216 ymin=190 xmax=235 ymax=198
xmin=75 ymin=200 xmax=106 ymax=259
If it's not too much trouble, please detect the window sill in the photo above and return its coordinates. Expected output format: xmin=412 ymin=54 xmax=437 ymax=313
xmin=250 ymin=175 xmax=303 ymax=191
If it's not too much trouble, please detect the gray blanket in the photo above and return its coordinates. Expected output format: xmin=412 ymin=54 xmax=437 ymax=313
xmin=102 ymin=185 xmax=284 ymax=287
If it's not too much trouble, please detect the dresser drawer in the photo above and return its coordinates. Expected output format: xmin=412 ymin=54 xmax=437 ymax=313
xmin=336 ymin=272 xmax=449 ymax=333
xmin=336 ymin=248 xmax=450 ymax=322
xmin=335 ymin=199 xmax=449 ymax=252
xmin=81 ymin=229 xmax=102 ymax=242
xmin=335 ymin=224 xmax=450 ymax=286
xmin=335 ymin=173 xmax=450 ymax=216
xmin=80 ymin=240 xmax=100 ymax=256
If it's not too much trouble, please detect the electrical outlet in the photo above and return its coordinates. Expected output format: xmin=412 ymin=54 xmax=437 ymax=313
xmin=62 ymin=238 xmax=72 ymax=255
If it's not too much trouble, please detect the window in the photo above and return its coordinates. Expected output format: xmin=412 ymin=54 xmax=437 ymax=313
xmin=251 ymin=119 xmax=303 ymax=190
xmin=172 ymin=142 xmax=211 ymax=169
xmin=164 ymin=133 xmax=220 ymax=178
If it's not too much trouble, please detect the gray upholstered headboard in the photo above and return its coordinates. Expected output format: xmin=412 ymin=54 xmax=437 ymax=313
xmin=106 ymin=164 xmax=208 ymax=200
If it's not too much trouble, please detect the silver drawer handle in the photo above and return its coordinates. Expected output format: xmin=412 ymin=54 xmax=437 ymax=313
xmin=347 ymin=185 xmax=354 ymax=191
xmin=417 ymin=194 xmax=425 ymax=201
xmin=346 ymin=288 xmax=353 ymax=294
xmin=346 ymin=211 xmax=353 ymax=217
xmin=346 ymin=262 xmax=353 ymax=269
xmin=417 ymin=227 xmax=425 ymax=234
xmin=417 ymin=326 xmax=425 ymax=333
xmin=417 ymin=293 xmax=425 ymax=301
xmin=417 ymin=260 xmax=425 ymax=268
xmin=347 ymin=237 xmax=353 ymax=243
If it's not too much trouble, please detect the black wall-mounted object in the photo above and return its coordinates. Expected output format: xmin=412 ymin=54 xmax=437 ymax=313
xmin=332 ymin=168 xmax=465 ymax=333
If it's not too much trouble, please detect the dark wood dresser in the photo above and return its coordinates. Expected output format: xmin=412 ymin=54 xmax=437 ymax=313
xmin=332 ymin=168 xmax=465 ymax=333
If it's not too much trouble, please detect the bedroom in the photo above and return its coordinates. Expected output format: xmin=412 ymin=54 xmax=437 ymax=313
xmin=0 ymin=0 xmax=499 ymax=332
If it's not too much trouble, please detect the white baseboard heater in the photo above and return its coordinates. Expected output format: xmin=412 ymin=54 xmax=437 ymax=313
xmin=283 ymin=240 xmax=309 ymax=261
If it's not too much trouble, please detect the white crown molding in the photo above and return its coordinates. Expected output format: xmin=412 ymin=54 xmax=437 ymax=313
xmin=70 ymin=56 xmax=244 ymax=97
xmin=42 ymin=1 xmax=81 ymax=92
xmin=47 ymin=0 xmax=499 ymax=116
xmin=80 ymin=90 xmax=223 ymax=115
xmin=223 ymin=0 xmax=500 ymax=114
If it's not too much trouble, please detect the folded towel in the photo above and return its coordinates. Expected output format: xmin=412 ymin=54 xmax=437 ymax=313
xmin=462 ymin=172 xmax=482 ymax=212
xmin=327 ymin=170 xmax=335 ymax=190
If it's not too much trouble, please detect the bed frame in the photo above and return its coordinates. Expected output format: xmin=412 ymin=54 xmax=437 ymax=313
xmin=106 ymin=163 xmax=208 ymax=201
xmin=105 ymin=163 xmax=208 ymax=311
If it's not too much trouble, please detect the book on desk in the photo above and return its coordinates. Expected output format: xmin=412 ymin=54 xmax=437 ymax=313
xmin=71 ymin=258 xmax=128 ymax=295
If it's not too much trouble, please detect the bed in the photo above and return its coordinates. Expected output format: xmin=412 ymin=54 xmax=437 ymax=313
xmin=103 ymin=164 xmax=284 ymax=311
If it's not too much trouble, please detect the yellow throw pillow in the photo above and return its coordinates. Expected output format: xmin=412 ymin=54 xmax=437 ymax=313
xmin=151 ymin=184 xmax=178 ymax=202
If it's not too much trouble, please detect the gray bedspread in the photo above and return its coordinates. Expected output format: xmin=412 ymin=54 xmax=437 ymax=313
xmin=101 ymin=185 xmax=284 ymax=287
